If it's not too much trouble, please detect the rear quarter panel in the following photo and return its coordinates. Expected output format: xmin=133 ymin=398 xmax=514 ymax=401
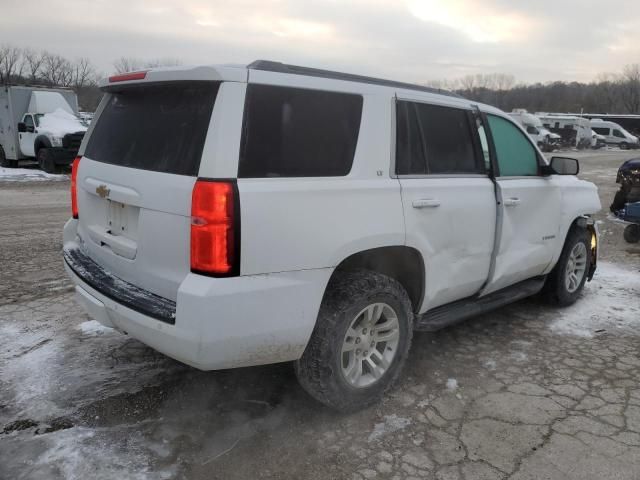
xmin=237 ymin=89 xmax=405 ymax=275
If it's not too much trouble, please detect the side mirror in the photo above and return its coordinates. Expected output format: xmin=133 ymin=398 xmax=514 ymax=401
xmin=17 ymin=122 xmax=26 ymax=133
xmin=549 ymin=156 xmax=579 ymax=175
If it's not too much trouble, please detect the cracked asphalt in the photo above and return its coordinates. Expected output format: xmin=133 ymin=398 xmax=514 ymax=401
xmin=1 ymin=153 xmax=640 ymax=480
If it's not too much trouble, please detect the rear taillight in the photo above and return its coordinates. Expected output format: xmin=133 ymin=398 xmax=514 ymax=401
xmin=71 ymin=156 xmax=81 ymax=219
xmin=190 ymin=180 xmax=239 ymax=276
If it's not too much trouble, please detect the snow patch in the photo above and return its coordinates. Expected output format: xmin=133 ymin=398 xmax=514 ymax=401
xmin=484 ymin=359 xmax=497 ymax=370
xmin=38 ymin=108 xmax=87 ymax=137
xmin=77 ymin=320 xmax=114 ymax=336
xmin=446 ymin=378 xmax=458 ymax=390
xmin=368 ymin=414 xmax=411 ymax=442
xmin=17 ymin=426 xmax=173 ymax=480
xmin=550 ymin=262 xmax=640 ymax=337
xmin=0 ymin=167 xmax=68 ymax=182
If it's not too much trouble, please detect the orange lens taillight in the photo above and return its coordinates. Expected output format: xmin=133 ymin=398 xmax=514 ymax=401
xmin=71 ymin=156 xmax=81 ymax=219
xmin=190 ymin=180 xmax=238 ymax=276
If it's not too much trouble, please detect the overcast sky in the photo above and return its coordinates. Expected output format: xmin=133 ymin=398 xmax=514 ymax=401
xmin=1 ymin=0 xmax=639 ymax=84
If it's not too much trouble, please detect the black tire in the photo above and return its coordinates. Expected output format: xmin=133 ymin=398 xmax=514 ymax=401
xmin=621 ymin=142 xmax=629 ymax=150
xmin=0 ymin=146 xmax=16 ymax=168
xmin=542 ymin=227 xmax=591 ymax=306
xmin=624 ymin=224 xmax=640 ymax=244
xmin=37 ymin=148 xmax=55 ymax=173
xmin=294 ymin=270 xmax=413 ymax=412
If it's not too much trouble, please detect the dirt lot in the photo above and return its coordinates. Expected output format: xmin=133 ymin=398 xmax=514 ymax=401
xmin=1 ymin=151 xmax=640 ymax=480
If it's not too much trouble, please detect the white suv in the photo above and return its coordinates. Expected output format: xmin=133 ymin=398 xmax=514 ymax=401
xmin=63 ymin=61 xmax=601 ymax=411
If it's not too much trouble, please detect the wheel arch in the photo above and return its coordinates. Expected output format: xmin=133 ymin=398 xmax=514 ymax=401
xmin=328 ymin=246 xmax=425 ymax=313
xmin=554 ymin=215 xmax=597 ymax=281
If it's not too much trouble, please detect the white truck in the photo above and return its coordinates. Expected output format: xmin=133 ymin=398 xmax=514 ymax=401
xmin=63 ymin=62 xmax=601 ymax=411
xmin=0 ymin=86 xmax=87 ymax=172
xmin=509 ymin=109 xmax=560 ymax=151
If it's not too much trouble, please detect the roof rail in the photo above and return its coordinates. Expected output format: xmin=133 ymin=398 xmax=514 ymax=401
xmin=247 ymin=60 xmax=462 ymax=98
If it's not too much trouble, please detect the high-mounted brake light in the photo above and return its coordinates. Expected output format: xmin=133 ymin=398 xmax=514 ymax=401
xmin=71 ymin=156 xmax=81 ymax=219
xmin=190 ymin=180 xmax=239 ymax=276
xmin=108 ymin=71 xmax=148 ymax=83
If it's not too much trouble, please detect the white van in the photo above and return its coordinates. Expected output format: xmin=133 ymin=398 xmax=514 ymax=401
xmin=590 ymin=119 xmax=639 ymax=149
xmin=64 ymin=61 xmax=601 ymax=410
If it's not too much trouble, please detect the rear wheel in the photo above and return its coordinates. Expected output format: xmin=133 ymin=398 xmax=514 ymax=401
xmin=624 ymin=224 xmax=640 ymax=244
xmin=37 ymin=148 xmax=55 ymax=173
xmin=542 ymin=227 xmax=591 ymax=306
xmin=0 ymin=146 xmax=17 ymax=168
xmin=294 ymin=270 xmax=413 ymax=411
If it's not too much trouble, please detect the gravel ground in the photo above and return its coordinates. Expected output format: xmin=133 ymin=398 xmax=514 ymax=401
xmin=1 ymin=154 xmax=639 ymax=480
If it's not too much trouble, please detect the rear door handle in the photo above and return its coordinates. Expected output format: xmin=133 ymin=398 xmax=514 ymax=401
xmin=412 ymin=198 xmax=441 ymax=209
xmin=504 ymin=197 xmax=521 ymax=207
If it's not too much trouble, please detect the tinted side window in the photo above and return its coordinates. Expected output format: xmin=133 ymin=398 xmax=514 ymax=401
xmin=239 ymin=85 xmax=363 ymax=178
xmin=592 ymin=127 xmax=609 ymax=135
xmin=396 ymin=101 xmax=479 ymax=175
xmin=487 ymin=115 xmax=539 ymax=177
xmin=613 ymin=129 xmax=625 ymax=138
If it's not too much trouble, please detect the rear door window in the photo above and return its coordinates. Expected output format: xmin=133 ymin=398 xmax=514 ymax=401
xmin=487 ymin=114 xmax=539 ymax=177
xmin=395 ymin=101 xmax=481 ymax=175
xmin=85 ymin=82 xmax=219 ymax=176
xmin=239 ymin=84 xmax=363 ymax=178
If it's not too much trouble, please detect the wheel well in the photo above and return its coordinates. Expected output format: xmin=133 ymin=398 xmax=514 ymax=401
xmin=332 ymin=246 xmax=425 ymax=313
xmin=565 ymin=216 xmax=597 ymax=279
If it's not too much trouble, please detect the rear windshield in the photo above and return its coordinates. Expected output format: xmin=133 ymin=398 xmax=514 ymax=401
xmin=85 ymin=82 xmax=219 ymax=176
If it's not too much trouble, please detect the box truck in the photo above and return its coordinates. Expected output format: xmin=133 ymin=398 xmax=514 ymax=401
xmin=0 ymin=86 xmax=87 ymax=172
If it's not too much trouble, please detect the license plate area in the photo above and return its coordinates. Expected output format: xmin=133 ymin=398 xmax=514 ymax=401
xmin=107 ymin=200 xmax=139 ymax=241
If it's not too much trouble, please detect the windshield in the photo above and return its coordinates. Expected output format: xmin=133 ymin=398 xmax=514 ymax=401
xmin=34 ymin=113 xmax=43 ymax=127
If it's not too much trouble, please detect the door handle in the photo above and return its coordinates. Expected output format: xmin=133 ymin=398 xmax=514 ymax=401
xmin=412 ymin=198 xmax=441 ymax=209
xmin=504 ymin=197 xmax=521 ymax=207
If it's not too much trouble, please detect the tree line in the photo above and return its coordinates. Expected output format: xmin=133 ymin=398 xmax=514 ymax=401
xmin=2 ymin=43 xmax=640 ymax=116
xmin=0 ymin=44 xmax=181 ymax=111
xmin=428 ymin=65 xmax=640 ymax=115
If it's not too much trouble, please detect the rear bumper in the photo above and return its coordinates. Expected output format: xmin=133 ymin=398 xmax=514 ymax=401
xmin=63 ymin=223 xmax=331 ymax=370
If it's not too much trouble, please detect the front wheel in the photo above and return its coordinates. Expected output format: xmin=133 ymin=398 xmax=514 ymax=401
xmin=542 ymin=227 xmax=591 ymax=306
xmin=294 ymin=270 xmax=413 ymax=412
xmin=624 ymin=224 xmax=640 ymax=244
xmin=37 ymin=148 xmax=56 ymax=173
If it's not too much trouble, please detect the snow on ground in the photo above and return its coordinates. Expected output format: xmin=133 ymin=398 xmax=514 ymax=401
xmin=550 ymin=261 xmax=640 ymax=337
xmin=0 ymin=167 xmax=68 ymax=182
xmin=446 ymin=378 xmax=458 ymax=390
xmin=368 ymin=415 xmax=412 ymax=442
xmin=3 ymin=425 xmax=174 ymax=480
xmin=77 ymin=320 xmax=114 ymax=336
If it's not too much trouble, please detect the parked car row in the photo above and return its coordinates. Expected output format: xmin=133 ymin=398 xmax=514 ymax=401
xmin=510 ymin=109 xmax=639 ymax=151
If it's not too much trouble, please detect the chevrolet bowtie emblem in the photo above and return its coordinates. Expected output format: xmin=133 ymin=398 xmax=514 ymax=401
xmin=96 ymin=184 xmax=110 ymax=198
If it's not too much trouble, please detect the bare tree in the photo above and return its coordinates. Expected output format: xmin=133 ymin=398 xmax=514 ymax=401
xmin=70 ymin=57 xmax=97 ymax=88
xmin=619 ymin=64 xmax=640 ymax=114
xmin=113 ymin=56 xmax=144 ymax=74
xmin=113 ymin=56 xmax=183 ymax=74
xmin=23 ymin=48 xmax=46 ymax=83
xmin=41 ymin=52 xmax=73 ymax=87
xmin=0 ymin=45 xmax=23 ymax=84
